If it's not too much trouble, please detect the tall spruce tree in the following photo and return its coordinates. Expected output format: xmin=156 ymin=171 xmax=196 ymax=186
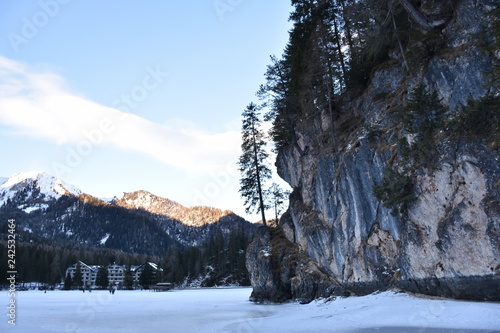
xmin=73 ymin=262 xmax=83 ymax=289
xmin=139 ymin=263 xmax=156 ymax=289
xmin=63 ymin=272 xmax=72 ymax=290
xmin=238 ymin=102 xmax=271 ymax=225
xmin=96 ymin=265 xmax=109 ymax=289
xmin=123 ymin=265 xmax=134 ymax=290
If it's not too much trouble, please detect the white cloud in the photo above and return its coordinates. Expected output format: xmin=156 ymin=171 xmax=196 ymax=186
xmin=0 ymin=57 xmax=241 ymax=172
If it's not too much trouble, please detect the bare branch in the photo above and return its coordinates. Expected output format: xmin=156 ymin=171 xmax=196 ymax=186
xmin=398 ymin=0 xmax=449 ymax=31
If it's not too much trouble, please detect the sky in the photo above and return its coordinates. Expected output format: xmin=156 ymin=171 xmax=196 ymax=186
xmin=0 ymin=0 xmax=293 ymax=222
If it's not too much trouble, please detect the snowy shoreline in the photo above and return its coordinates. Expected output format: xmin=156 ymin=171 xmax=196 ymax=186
xmin=1 ymin=288 xmax=499 ymax=332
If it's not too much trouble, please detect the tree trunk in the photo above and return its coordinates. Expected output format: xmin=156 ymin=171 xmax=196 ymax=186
xmin=392 ymin=12 xmax=409 ymax=71
xmin=251 ymin=124 xmax=267 ymax=226
xmin=337 ymin=0 xmax=354 ymax=56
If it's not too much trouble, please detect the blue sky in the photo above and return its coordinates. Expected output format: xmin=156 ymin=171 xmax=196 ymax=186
xmin=0 ymin=0 xmax=292 ymax=221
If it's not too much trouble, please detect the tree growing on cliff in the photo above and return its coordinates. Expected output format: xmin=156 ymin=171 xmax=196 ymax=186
xmin=267 ymin=183 xmax=290 ymax=221
xmin=238 ymin=102 xmax=271 ymax=226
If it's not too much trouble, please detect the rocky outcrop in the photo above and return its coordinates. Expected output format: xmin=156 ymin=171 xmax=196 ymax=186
xmin=247 ymin=0 xmax=499 ymax=302
xmin=246 ymin=218 xmax=346 ymax=304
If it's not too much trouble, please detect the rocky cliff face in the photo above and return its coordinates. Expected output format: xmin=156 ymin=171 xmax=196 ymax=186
xmin=247 ymin=0 xmax=499 ymax=302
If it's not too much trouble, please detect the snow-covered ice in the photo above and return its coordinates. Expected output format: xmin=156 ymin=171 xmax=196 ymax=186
xmin=1 ymin=288 xmax=499 ymax=333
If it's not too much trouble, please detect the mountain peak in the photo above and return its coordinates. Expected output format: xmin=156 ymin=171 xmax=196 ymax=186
xmin=113 ymin=190 xmax=234 ymax=227
xmin=113 ymin=190 xmax=184 ymax=216
xmin=0 ymin=171 xmax=82 ymax=206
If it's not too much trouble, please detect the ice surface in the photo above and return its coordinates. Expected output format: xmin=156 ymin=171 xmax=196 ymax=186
xmin=0 ymin=288 xmax=499 ymax=333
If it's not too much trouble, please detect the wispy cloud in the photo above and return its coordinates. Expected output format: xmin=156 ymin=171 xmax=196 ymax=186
xmin=0 ymin=57 xmax=241 ymax=172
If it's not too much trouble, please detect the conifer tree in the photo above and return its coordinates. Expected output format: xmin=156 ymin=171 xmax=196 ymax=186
xmin=96 ymin=265 xmax=109 ymax=289
xmin=267 ymin=183 xmax=290 ymax=221
xmin=49 ymin=253 xmax=62 ymax=286
xmin=123 ymin=265 xmax=134 ymax=290
xmin=73 ymin=262 xmax=83 ymax=289
xmin=139 ymin=263 xmax=156 ymax=289
xmin=63 ymin=272 xmax=72 ymax=290
xmin=238 ymin=103 xmax=271 ymax=225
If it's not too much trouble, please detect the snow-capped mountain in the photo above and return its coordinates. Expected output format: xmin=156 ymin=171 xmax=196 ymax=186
xmin=0 ymin=171 xmax=257 ymax=254
xmin=0 ymin=171 xmax=82 ymax=212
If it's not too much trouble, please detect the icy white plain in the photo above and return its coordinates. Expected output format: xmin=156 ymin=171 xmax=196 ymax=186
xmin=1 ymin=288 xmax=499 ymax=333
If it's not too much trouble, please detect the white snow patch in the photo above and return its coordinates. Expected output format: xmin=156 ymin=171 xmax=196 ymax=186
xmin=100 ymin=197 xmax=115 ymax=204
xmin=100 ymin=233 xmax=110 ymax=245
xmin=260 ymin=246 xmax=272 ymax=257
xmin=18 ymin=203 xmax=49 ymax=213
xmin=1 ymin=289 xmax=499 ymax=333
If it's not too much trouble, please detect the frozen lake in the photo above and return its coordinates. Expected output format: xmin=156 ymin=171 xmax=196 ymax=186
xmin=1 ymin=288 xmax=499 ymax=332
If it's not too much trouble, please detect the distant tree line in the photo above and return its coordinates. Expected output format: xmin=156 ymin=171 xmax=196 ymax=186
xmin=0 ymin=240 xmax=155 ymax=288
xmin=161 ymin=227 xmax=251 ymax=287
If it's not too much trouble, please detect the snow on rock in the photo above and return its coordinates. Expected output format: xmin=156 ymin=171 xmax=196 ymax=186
xmin=0 ymin=171 xmax=82 ymax=206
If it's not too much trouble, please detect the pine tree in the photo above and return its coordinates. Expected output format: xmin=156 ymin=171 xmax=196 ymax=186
xmin=123 ymin=265 xmax=134 ymax=290
xmin=238 ymin=102 xmax=271 ymax=225
xmin=96 ymin=265 xmax=109 ymax=289
xmin=63 ymin=272 xmax=72 ymax=290
xmin=173 ymin=250 xmax=185 ymax=285
xmin=139 ymin=263 xmax=156 ymax=289
xmin=73 ymin=262 xmax=83 ymax=289
xmin=49 ymin=253 xmax=62 ymax=286
xmin=267 ymin=183 xmax=290 ymax=221
xmin=257 ymin=55 xmax=293 ymax=151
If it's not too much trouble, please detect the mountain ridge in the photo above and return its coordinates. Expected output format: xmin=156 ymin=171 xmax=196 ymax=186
xmin=1 ymin=171 xmax=246 ymax=229
xmin=0 ymin=171 xmax=82 ymax=208
xmin=0 ymin=170 xmax=257 ymax=255
xmin=112 ymin=190 xmax=235 ymax=227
